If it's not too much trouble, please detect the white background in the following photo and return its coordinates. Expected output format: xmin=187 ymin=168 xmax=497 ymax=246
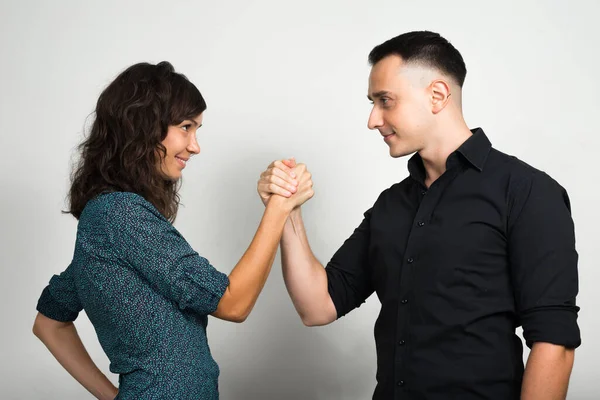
xmin=1 ymin=0 xmax=598 ymax=398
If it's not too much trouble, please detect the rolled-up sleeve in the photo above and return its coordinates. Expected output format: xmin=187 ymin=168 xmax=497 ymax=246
xmin=326 ymin=208 xmax=374 ymax=319
xmin=508 ymin=171 xmax=581 ymax=349
xmin=106 ymin=193 xmax=229 ymax=315
xmin=36 ymin=264 xmax=82 ymax=322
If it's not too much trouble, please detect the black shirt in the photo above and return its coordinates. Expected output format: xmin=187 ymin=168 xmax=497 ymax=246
xmin=326 ymin=128 xmax=581 ymax=400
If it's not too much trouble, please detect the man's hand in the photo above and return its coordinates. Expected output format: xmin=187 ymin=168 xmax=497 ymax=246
xmin=268 ymin=161 xmax=314 ymax=211
xmin=258 ymin=158 xmax=307 ymax=206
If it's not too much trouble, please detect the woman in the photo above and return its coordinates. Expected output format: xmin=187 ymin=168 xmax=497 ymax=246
xmin=32 ymin=61 xmax=311 ymax=399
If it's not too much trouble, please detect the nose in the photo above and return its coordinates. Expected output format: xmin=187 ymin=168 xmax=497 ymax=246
xmin=187 ymin=133 xmax=200 ymax=155
xmin=367 ymin=106 xmax=383 ymax=130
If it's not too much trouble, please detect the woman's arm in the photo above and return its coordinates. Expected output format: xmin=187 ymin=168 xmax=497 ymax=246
xmin=211 ymin=196 xmax=292 ymax=322
xmin=212 ymin=163 xmax=314 ymax=322
xmin=32 ymin=312 xmax=118 ymax=400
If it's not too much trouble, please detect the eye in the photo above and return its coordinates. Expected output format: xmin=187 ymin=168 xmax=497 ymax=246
xmin=181 ymin=124 xmax=192 ymax=132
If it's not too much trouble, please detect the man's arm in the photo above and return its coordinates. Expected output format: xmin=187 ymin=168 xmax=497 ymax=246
xmin=32 ymin=313 xmax=118 ymax=400
xmin=258 ymin=159 xmax=375 ymax=326
xmin=521 ymin=342 xmax=575 ymax=400
xmin=507 ymin=171 xmax=581 ymax=399
xmin=280 ymin=207 xmax=337 ymax=326
xmin=256 ymin=159 xmax=336 ymax=326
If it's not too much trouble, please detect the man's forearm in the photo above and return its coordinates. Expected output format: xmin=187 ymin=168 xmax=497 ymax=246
xmin=521 ymin=342 xmax=574 ymax=400
xmin=281 ymin=208 xmax=337 ymax=326
xmin=33 ymin=313 xmax=118 ymax=400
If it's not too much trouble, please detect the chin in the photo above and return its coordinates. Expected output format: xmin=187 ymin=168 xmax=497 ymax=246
xmin=164 ymin=171 xmax=182 ymax=181
xmin=389 ymin=148 xmax=415 ymax=158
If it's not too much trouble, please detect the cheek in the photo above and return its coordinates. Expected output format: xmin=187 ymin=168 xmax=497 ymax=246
xmin=160 ymin=138 xmax=171 ymax=154
xmin=161 ymin=136 xmax=181 ymax=157
xmin=161 ymin=128 xmax=185 ymax=154
xmin=402 ymin=102 xmax=429 ymax=130
xmin=385 ymin=105 xmax=412 ymax=130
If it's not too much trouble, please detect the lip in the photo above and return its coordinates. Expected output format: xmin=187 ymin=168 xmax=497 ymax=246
xmin=175 ymin=156 xmax=188 ymax=168
xmin=382 ymin=133 xmax=395 ymax=142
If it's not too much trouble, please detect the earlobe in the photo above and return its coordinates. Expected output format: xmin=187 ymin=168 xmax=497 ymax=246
xmin=431 ymin=80 xmax=451 ymax=114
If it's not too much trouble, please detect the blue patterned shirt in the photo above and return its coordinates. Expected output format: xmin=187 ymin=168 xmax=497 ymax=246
xmin=36 ymin=192 xmax=230 ymax=399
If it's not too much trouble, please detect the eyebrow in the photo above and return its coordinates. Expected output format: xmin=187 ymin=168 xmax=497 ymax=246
xmin=367 ymin=90 xmax=391 ymax=101
xmin=185 ymin=119 xmax=202 ymax=128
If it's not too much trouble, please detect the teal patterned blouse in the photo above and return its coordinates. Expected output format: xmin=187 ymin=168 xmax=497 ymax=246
xmin=36 ymin=192 xmax=230 ymax=399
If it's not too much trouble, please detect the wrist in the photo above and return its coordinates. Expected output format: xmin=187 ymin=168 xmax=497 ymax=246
xmin=266 ymin=196 xmax=294 ymax=215
xmin=96 ymin=381 xmax=118 ymax=400
xmin=289 ymin=207 xmax=302 ymax=220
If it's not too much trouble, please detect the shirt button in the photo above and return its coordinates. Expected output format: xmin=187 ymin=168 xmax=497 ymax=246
xmin=417 ymin=221 xmax=425 ymax=227
xmin=401 ymin=299 xmax=408 ymax=304
xmin=398 ymin=340 xmax=405 ymax=346
xmin=421 ymin=190 xmax=427 ymax=195
xmin=407 ymin=258 xmax=414 ymax=264
xmin=397 ymin=380 xmax=405 ymax=387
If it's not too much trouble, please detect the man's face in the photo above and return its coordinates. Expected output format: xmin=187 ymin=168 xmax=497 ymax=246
xmin=367 ymin=55 xmax=433 ymax=158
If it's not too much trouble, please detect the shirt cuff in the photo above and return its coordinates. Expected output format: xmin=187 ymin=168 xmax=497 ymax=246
xmin=183 ymin=267 xmax=230 ymax=315
xmin=521 ymin=307 xmax=581 ymax=349
xmin=36 ymin=286 xmax=80 ymax=322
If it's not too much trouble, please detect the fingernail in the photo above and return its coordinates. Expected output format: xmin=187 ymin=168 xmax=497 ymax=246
xmin=291 ymin=172 xmax=296 ymax=178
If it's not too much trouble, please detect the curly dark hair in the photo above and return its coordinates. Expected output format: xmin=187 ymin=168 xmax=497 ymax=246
xmin=66 ymin=61 xmax=206 ymax=222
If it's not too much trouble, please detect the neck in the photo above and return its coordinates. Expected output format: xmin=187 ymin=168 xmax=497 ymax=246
xmin=419 ymin=117 xmax=472 ymax=187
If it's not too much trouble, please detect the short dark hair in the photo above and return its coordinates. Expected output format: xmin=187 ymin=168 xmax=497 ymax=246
xmin=368 ymin=31 xmax=467 ymax=87
xmin=67 ymin=61 xmax=206 ymax=222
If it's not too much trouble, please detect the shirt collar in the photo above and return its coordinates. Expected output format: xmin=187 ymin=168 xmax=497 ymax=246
xmin=408 ymin=128 xmax=492 ymax=184
xmin=455 ymin=128 xmax=492 ymax=172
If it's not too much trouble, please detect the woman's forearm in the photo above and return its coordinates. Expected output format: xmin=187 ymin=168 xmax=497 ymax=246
xmin=212 ymin=198 xmax=291 ymax=322
xmin=33 ymin=313 xmax=118 ymax=400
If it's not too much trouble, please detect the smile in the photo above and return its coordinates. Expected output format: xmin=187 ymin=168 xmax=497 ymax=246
xmin=175 ymin=156 xmax=188 ymax=168
xmin=382 ymin=133 xmax=395 ymax=142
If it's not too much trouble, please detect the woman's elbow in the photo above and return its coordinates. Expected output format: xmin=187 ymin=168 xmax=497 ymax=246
xmin=211 ymin=304 xmax=250 ymax=323
xmin=224 ymin=306 xmax=250 ymax=323
xmin=32 ymin=322 xmax=42 ymax=338
xmin=32 ymin=312 xmax=70 ymax=338
xmin=32 ymin=313 xmax=48 ymax=339
xmin=230 ymin=312 xmax=249 ymax=324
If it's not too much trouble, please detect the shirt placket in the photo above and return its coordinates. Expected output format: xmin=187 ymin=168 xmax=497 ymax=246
xmin=393 ymin=165 xmax=463 ymax=397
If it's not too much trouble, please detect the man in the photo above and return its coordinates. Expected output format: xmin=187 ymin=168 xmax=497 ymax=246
xmin=257 ymin=31 xmax=580 ymax=399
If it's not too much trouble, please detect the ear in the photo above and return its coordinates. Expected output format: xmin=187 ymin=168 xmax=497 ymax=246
xmin=430 ymin=80 xmax=451 ymax=114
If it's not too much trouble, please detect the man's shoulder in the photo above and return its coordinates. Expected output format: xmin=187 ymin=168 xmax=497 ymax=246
xmin=371 ymin=176 xmax=414 ymax=206
xmin=488 ymin=148 xmax=569 ymax=210
xmin=489 ymin=147 xmax=561 ymax=186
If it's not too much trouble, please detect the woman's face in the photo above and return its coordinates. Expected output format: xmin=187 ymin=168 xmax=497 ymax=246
xmin=159 ymin=113 xmax=203 ymax=180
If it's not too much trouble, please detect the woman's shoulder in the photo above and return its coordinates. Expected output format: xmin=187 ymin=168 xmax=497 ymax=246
xmin=80 ymin=191 xmax=161 ymax=225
